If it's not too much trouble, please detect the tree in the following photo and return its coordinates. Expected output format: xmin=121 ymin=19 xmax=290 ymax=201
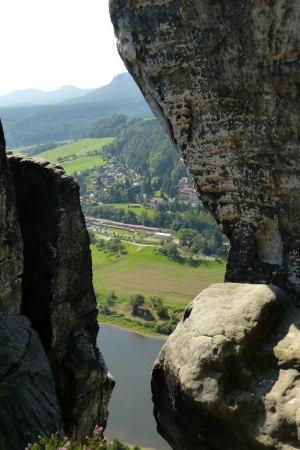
xmin=96 ymin=239 xmax=106 ymax=250
xmin=88 ymin=230 xmax=97 ymax=245
xmin=142 ymin=178 xmax=153 ymax=196
xmin=114 ymin=189 xmax=122 ymax=203
xmin=149 ymin=151 xmax=173 ymax=177
xmin=158 ymin=242 xmax=178 ymax=257
xmin=96 ymin=175 xmax=103 ymax=188
xmin=157 ymin=304 xmax=168 ymax=319
xmin=106 ymin=237 xmax=124 ymax=255
xmin=167 ymin=242 xmax=179 ymax=257
xmin=126 ymin=187 xmax=135 ymax=203
xmin=79 ymin=181 xmax=87 ymax=195
xmin=178 ymin=228 xmax=198 ymax=247
xmin=124 ymin=178 xmax=131 ymax=189
xmin=190 ymin=234 xmax=207 ymax=254
xmin=105 ymin=290 xmax=116 ymax=306
xmin=140 ymin=210 xmax=151 ymax=226
xmin=129 ymin=294 xmax=145 ymax=315
xmin=150 ymin=296 xmax=163 ymax=307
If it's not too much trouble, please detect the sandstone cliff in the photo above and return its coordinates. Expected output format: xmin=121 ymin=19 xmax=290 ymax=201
xmin=109 ymin=1 xmax=300 ymax=448
xmin=110 ymin=0 xmax=300 ymax=303
xmin=0 ymin=122 xmax=23 ymax=313
xmin=0 ymin=122 xmax=114 ymax=449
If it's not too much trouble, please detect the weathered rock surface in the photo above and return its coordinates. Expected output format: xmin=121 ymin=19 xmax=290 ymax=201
xmin=0 ymin=120 xmax=114 ymax=447
xmin=110 ymin=0 xmax=300 ymax=302
xmin=7 ymin=153 xmax=114 ymax=441
xmin=0 ymin=121 xmax=23 ymax=313
xmin=151 ymin=283 xmax=300 ymax=450
xmin=0 ymin=313 xmax=64 ymax=450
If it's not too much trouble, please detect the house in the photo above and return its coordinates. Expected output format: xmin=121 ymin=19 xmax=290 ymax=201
xmin=178 ymin=177 xmax=193 ymax=189
xmin=103 ymin=175 xmax=115 ymax=184
xmin=179 ymin=187 xmax=200 ymax=203
xmin=154 ymin=232 xmax=172 ymax=240
xmin=97 ymin=190 xmax=106 ymax=198
xmin=150 ymin=197 xmax=166 ymax=208
xmin=117 ymin=167 xmax=130 ymax=176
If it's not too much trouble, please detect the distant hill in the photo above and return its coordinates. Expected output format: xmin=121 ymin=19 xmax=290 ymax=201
xmin=0 ymin=73 xmax=153 ymax=147
xmin=0 ymin=86 xmax=96 ymax=107
xmin=62 ymin=73 xmax=146 ymax=105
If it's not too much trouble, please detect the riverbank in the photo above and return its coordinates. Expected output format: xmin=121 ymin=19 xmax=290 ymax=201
xmin=98 ymin=313 xmax=171 ymax=338
xmin=99 ymin=320 xmax=168 ymax=340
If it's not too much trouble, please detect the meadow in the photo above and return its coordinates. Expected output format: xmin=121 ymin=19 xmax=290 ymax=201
xmin=91 ymin=238 xmax=226 ymax=336
xmin=102 ymin=203 xmax=154 ymax=218
xmin=92 ymin=245 xmax=225 ymax=306
xmin=32 ymin=138 xmax=114 ymax=174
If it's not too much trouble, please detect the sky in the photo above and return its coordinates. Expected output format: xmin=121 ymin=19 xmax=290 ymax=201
xmin=1 ymin=0 xmax=127 ymax=95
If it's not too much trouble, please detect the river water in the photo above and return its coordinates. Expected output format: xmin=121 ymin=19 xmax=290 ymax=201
xmin=97 ymin=324 xmax=172 ymax=450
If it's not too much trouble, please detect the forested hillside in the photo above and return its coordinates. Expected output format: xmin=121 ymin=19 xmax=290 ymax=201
xmin=96 ymin=117 xmax=187 ymax=186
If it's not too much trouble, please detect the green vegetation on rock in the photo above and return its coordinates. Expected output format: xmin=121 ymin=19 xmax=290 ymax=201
xmin=26 ymin=427 xmax=142 ymax=450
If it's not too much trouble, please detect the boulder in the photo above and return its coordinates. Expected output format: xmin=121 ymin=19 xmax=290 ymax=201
xmin=0 ymin=313 xmax=64 ymax=450
xmin=109 ymin=0 xmax=300 ymax=302
xmin=150 ymin=283 xmax=300 ymax=450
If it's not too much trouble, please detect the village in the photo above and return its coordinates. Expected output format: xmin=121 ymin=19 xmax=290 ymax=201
xmin=76 ymin=157 xmax=200 ymax=209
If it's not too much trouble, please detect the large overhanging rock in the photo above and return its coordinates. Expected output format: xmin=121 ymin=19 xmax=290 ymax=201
xmin=110 ymin=0 xmax=300 ymax=301
xmin=151 ymin=283 xmax=300 ymax=450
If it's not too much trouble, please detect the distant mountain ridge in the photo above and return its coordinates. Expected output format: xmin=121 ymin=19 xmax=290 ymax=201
xmin=0 ymin=72 xmax=145 ymax=107
xmin=62 ymin=72 xmax=144 ymax=104
xmin=0 ymin=86 xmax=96 ymax=106
xmin=0 ymin=73 xmax=153 ymax=147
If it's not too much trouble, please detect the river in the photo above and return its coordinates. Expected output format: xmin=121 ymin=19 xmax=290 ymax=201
xmin=97 ymin=324 xmax=172 ymax=450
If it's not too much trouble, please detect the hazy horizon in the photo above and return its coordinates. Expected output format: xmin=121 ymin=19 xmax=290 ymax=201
xmin=0 ymin=73 xmax=127 ymax=97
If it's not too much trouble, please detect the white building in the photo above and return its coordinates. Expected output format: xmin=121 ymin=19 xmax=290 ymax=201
xmin=154 ymin=232 xmax=172 ymax=240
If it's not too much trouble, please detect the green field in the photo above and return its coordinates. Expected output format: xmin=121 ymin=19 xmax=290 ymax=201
xmin=92 ymin=244 xmax=226 ymax=308
xmin=59 ymin=157 xmax=104 ymax=174
xmin=35 ymin=138 xmax=114 ymax=174
xmin=103 ymin=203 xmax=154 ymax=218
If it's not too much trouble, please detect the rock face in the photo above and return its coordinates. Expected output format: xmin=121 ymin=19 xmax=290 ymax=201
xmin=151 ymin=283 xmax=300 ymax=450
xmin=7 ymin=154 xmax=114 ymax=441
xmin=0 ymin=122 xmax=114 ymax=448
xmin=110 ymin=0 xmax=300 ymax=302
xmin=0 ymin=313 xmax=64 ymax=450
xmin=0 ymin=122 xmax=23 ymax=314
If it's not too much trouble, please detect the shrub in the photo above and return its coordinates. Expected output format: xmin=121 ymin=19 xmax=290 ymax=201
xmin=105 ymin=290 xmax=116 ymax=305
xmin=26 ymin=425 xmax=111 ymax=450
xmin=156 ymin=304 xmax=168 ymax=320
xmin=155 ymin=321 xmax=176 ymax=335
xmin=149 ymin=296 xmax=163 ymax=307
xmin=129 ymin=294 xmax=145 ymax=315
